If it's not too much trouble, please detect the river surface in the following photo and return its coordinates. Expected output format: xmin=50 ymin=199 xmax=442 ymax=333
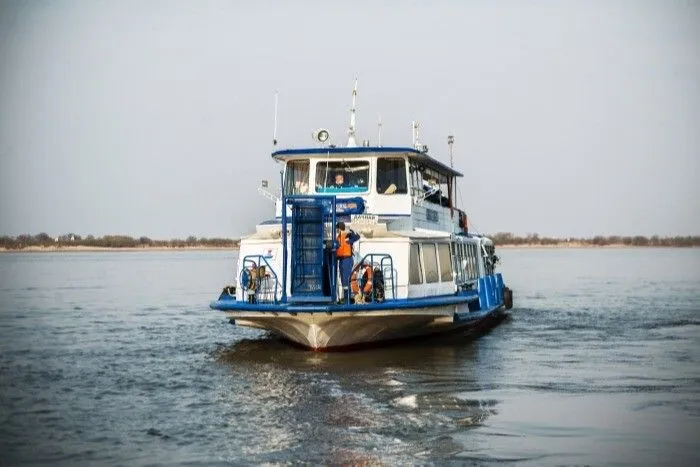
xmin=0 ymin=248 xmax=699 ymax=465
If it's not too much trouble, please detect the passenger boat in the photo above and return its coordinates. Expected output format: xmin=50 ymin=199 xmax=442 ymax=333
xmin=210 ymin=83 xmax=513 ymax=350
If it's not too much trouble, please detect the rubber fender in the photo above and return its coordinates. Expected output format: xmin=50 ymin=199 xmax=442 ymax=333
xmin=503 ymin=286 xmax=513 ymax=310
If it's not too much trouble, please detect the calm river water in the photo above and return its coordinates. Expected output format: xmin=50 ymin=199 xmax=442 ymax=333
xmin=0 ymin=248 xmax=698 ymax=465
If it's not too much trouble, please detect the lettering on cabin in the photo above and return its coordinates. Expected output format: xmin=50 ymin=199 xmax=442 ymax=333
xmin=426 ymin=209 xmax=438 ymax=223
xmin=352 ymin=214 xmax=379 ymax=225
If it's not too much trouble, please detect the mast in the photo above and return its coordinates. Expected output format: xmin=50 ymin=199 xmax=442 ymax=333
xmin=273 ymin=91 xmax=278 ymax=146
xmin=347 ymin=79 xmax=358 ymax=147
xmin=412 ymin=121 xmax=420 ymax=148
xmin=448 ymin=134 xmax=454 ymax=168
xmin=448 ymin=135 xmax=455 ymax=217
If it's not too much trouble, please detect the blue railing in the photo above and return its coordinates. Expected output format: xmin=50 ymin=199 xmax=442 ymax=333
xmin=285 ymin=195 xmax=337 ymax=304
xmin=239 ymin=255 xmax=281 ymax=304
xmin=349 ymin=253 xmax=396 ymax=303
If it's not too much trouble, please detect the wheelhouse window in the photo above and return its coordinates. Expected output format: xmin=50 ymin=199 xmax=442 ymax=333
xmin=315 ymin=161 xmax=369 ymax=193
xmin=423 ymin=243 xmax=439 ymax=283
xmin=284 ymin=160 xmax=310 ymax=195
xmin=409 ymin=243 xmax=423 ymax=284
xmin=376 ymin=158 xmax=407 ymax=195
xmin=409 ymin=163 xmax=451 ymax=207
xmin=438 ymin=243 xmax=453 ymax=282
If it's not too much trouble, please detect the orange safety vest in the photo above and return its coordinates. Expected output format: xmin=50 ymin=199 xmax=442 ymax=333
xmin=336 ymin=232 xmax=352 ymax=258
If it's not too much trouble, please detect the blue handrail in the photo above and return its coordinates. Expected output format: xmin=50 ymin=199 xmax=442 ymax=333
xmin=283 ymin=195 xmax=337 ymax=304
xmin=350 ymin=253 xmax=396 ymax=302
xmin=240 ymin=255 xmax=281 ymax=304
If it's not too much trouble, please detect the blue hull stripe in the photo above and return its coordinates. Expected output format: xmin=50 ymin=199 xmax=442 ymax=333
xmin=453 ymin=304 xmax=503 ymax=323
xmin=210 ymin=292 xmax=480 ymax=313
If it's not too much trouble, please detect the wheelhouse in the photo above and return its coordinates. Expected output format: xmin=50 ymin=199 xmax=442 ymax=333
xmin=273 ymin=147 xmax=466 ymax=234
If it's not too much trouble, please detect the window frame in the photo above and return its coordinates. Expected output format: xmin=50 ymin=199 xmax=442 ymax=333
xmin=314 ymin=159 xmax=370 ymax=194
xmin=422 ymin=243 xmax=439 ymax=284
xmin=284 ymin=159 xmax=310 ymax=195
xmin=376 ymin=157 xmax=408 ymax=195
xmin=409 ymin=243 xmax=423 ymax=285
xmin=438 ymin=243 xmax=453 ymax=282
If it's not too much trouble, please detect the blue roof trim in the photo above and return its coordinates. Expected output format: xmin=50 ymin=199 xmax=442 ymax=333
xmin=271 ymin=146 xmax=463 ymax=177
xmin=272 ymin=146 xmax=418 ymax=157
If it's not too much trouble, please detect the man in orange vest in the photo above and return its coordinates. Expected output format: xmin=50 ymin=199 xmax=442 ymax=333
xmin=335 ymin=221 xmax=360 ymax=303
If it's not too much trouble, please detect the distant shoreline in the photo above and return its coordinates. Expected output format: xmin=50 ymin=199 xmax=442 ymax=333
xmin=1 ymin=243 xmax=697 ymax=253
xmin=0 ymin=245 xmax=239 ymax=253
xmin=496 ymin=243 xmax=699 ymax=249
xmin=3 ymin=233 xmax=698 ymax=250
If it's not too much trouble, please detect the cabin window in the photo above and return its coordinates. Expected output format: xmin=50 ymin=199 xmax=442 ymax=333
xmin=409 ymin=243 xmax=423 ymax=284
xmin=438 ymin=243 xmax=453 ymax=281
xmin=453 ymin=242 xmax=463 ymax=283
xmin=484 ymin=244 xmax=495 ymax=276
xmin=284 ymin=160 xmax=310 ymax=195
xmin=409 ymin=163 xmax=451 ymax=207
xmin=422 ymin=243 xmax=439 ymax=283
xmin=315 ymin=160 xmax=369 ymax=193
xmin=467 ymin=243 xmax=478 ymax=279
xmin=462 ymin=244 xmax=469 ymax=279
xmin=376 ymin=158 xmax=407 ymax=194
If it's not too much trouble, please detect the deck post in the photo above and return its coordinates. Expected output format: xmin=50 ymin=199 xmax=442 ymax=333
xmin=478 ymin=277 xmax=488 ymax=309
xmin=280 ymin=172 xmax=287 ymax=302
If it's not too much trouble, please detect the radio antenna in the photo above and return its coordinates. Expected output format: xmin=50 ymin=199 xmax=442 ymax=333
xmin=272 ymin=91 xmax=278 ymax=146
xmin=378 ymin=114 xmax=382 ymax=147
xmin=412 ymin=121 xmax=420 ymax=148
xmin=448 ymin=134 xmax=454 ymax=168
xmin=347 ymin=79 xmax=358 ymax=147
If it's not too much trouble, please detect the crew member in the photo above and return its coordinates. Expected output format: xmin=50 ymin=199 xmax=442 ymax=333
xmin=335 ymin=221 xmax=360 ymax=303
xmin=333 ymin=172 xmax=347 ymax=189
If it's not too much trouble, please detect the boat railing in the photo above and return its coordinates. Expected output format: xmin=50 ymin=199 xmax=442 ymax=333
xmin=239 ymin=255 xmax=281 ymax=304
xmin=350 ymin=253 xmax=397 ymax=303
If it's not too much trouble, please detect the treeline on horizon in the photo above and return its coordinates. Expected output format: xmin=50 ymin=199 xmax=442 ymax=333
xmin=1 ymin=232 xmax=699 ymax=250
xmin=488 ymin=232 xmax=700 ymax=247
xmin=0 ymin=233 xmax=239 ymax=249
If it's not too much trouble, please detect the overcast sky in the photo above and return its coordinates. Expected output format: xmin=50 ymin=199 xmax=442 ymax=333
xmin=0 ymin=0 xmax=698 ymax=239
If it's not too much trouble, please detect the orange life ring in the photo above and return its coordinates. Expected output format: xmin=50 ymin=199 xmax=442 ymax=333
xmin=243 ymin=263 xmax=258 ymax=291
xmin=350 ymin=264 xmax=373 ymax=294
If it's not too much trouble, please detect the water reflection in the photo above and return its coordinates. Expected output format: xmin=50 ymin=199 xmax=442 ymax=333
xmin=212 ymin=327 xmax=505 ymax=463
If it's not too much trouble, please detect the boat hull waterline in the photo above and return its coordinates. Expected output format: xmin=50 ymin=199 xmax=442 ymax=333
xmin=211 ymin=295 xmax=505 ymax=350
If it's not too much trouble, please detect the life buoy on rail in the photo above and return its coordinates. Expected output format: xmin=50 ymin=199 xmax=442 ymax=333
xmin=350 ymin=263 xmax=373 ymax=295
xmin=240 ymin=263 xmax=258 ymax=291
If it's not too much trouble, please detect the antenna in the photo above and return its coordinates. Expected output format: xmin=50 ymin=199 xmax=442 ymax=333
xmin=347 ymin=78 xmax=358 ymax=147
xmin=272 ymin=91 xmax=278 ymax=146
xmin=412 ymin=121 xmax=420 ymax=148
xmin=378 ymin=114 xmax=382 ymax=147
xmin=448 ymin=134 xmax=455 ymax=168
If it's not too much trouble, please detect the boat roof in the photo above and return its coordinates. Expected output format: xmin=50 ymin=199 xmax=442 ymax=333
xmin=271 ymin=146 xmax=463 ymax=177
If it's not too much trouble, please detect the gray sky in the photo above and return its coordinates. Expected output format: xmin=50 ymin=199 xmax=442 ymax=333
xmin=1 ymin=0 xmax=698 ymax=239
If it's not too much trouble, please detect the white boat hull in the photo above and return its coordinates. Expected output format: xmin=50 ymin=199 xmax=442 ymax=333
xmin=227 ymin=304 xmax=503 ymax=350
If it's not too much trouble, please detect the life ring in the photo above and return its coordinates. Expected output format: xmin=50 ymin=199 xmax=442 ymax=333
xmin=350 ymin=264 xmax=373 ymax=295
xmin=240 ymin=264 xmax=258 ymax=291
